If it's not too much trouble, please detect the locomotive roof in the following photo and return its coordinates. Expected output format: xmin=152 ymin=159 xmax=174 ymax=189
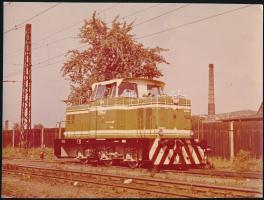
xmin=91 ymin=78 xmax=165 ymax=90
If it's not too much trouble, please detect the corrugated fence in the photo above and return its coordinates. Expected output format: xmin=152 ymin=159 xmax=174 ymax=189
xmin=2 ymin=119 xmax=262 ymax=159
xmin=192 ymin=118 xmax=263 ymax=159
xmin=2 ymin=128 xmax=65 ymax=148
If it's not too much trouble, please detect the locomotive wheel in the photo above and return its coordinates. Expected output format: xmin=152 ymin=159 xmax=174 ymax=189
xmin=102 ymin=159 xmax=113 ymax=167
xmin=76 ymin=150 xmax=84 ymax=159
xmin=127 ymin=161 xmax=139 ymax=169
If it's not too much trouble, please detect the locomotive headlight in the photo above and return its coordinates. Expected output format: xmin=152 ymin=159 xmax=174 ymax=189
xmin=158 ymin=128 xmax=164 ymax=136
xmin=173 ymin=97 xmax=179 ymax=104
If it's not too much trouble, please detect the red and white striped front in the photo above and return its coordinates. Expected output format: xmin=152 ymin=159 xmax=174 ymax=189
xmin=149 ymin=138 xmax=206 ymax=167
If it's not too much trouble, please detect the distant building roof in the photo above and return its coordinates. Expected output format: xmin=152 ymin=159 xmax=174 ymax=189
xmin=221 ymin=114 xmax=262 ymax=122
xmin=194 ymin=108 xmax=263 ymax=122
xmin=216 ymin=110 xmax=257 ymax=119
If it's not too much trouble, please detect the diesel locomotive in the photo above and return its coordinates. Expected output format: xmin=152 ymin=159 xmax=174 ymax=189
xmin=54 ymin=77 xmax=210 ymax=169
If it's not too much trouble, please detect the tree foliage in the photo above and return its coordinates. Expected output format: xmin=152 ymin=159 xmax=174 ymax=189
xmin=61 ymin=12 xmax=169 ymax=105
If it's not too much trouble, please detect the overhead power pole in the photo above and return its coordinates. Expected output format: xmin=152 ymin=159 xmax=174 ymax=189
xmin=20 ymin=24 xmax=32 ymax=149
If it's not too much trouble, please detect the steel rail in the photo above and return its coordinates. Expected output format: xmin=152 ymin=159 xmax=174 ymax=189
xmin=3 ymin=157 xmax=262 ymax=180
xmin=3 ymin=166 xmax=191 ymax=198
xmin=3 ymin=163 xmax=262 ymax=198
xmin=1 ymin=195 xmax=13 ymax=198
xmin=163 ymin=169 xmax=263 ymax=180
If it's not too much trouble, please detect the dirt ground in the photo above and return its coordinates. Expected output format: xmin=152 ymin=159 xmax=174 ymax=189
xmin=2 ymin=149 xmax=263 ymax=198
xmin=2 ymin=160 xmax=263 ymax=198
xmin=2 ymin=173 xmax=162 ymax=198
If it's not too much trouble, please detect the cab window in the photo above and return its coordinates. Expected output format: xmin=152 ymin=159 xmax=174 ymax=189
xmin=95 ymin=85 xmax=105 ymax=99
xmin=147 ymin=85 xmax=163 ymax=96
xmin=90 ymin=85 xmax=97 ymax=100
xmin=118 ymin=82 xmax=138 ymax=98
xmin=92 ymin=83 xmax=117 ymax=100
xmin=104 ymin=83 xmax=117 ymax=98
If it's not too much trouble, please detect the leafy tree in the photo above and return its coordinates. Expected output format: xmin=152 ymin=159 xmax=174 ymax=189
xmin=61 ymin=12 xmax=169 ymax=105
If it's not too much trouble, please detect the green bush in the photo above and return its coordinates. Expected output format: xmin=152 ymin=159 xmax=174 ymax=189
xmin=2 ymin=146 xmax=54 ymax=160
xmin=209 ymin=157 xmax=232 ymax=170
xmin=232 ymin=150 xmax=252 ymax=172
xmin=209 ymin=152 xmax=262 ymax=172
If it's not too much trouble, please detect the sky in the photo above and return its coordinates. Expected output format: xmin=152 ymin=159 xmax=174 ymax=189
xmin=3 ymin=2 xmax=263 ymax=128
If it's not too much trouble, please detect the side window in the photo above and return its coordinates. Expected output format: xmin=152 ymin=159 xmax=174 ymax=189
xmin=90 ymin=85 xmax=97 ymax=101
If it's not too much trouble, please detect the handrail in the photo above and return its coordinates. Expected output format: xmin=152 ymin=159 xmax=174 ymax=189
xmin=68 ymin=96 xmax=191 ymax=111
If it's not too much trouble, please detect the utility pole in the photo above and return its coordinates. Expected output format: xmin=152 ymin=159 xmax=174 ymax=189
xmin=20 ymin=24 xmax=32 ymax=149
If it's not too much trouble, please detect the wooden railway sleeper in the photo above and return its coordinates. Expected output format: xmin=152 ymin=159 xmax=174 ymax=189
xmin=83 ymin=174 xmax=92 ymax=179
xmin=109 ymin=177 xmax=122 ymax=181
xmin=145 ymin=182 xmax=159 ymax=186
xmin=192 ymin=187 xmax=209 ymax=193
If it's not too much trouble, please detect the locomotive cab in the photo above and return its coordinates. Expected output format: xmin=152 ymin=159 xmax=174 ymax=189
xmin=90 ymin=78 xmax=165 ymax=100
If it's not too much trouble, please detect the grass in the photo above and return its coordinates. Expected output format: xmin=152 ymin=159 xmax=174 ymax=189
xmin=232 ymin=150 xmax=263 ymax=172
xmin=3 ymin=147 xmax=262 ymax=173
xmin=209 ymin=157 xmax=233 ymax=170
xmin=209 ymin=150 xmax=263 ymax=172
xmin=2 ymin=146 xmax=54 ymax=160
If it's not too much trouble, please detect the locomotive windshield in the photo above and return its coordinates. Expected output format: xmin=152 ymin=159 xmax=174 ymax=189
xmin=118 ymin=82 xmax=138 ymax=98
xmin=147 ymin=85 xmax=164 ymax=96
xmin=95 ymin=85 xmax=105 ymax=99
xmin=91 ymin=82 xmax=117 ymax=100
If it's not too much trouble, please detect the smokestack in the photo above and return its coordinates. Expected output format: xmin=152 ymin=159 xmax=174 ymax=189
xmin=208 ymin=64 xmax=215 ymax=116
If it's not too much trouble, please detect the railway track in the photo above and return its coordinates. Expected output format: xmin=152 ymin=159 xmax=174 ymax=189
xmin=163 ymin=169 xmax=263 ymax=180
xmin=3 ymin=163 xmax=262 ymax=198
xmin=1 ymin=195 xmax=13 ymax=198
xmin=3 ymin=157 xmax=262 ymax=181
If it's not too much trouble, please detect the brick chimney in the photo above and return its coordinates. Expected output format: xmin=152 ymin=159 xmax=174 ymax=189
xmin=208 ymin=64 xmax=215 ymax=116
